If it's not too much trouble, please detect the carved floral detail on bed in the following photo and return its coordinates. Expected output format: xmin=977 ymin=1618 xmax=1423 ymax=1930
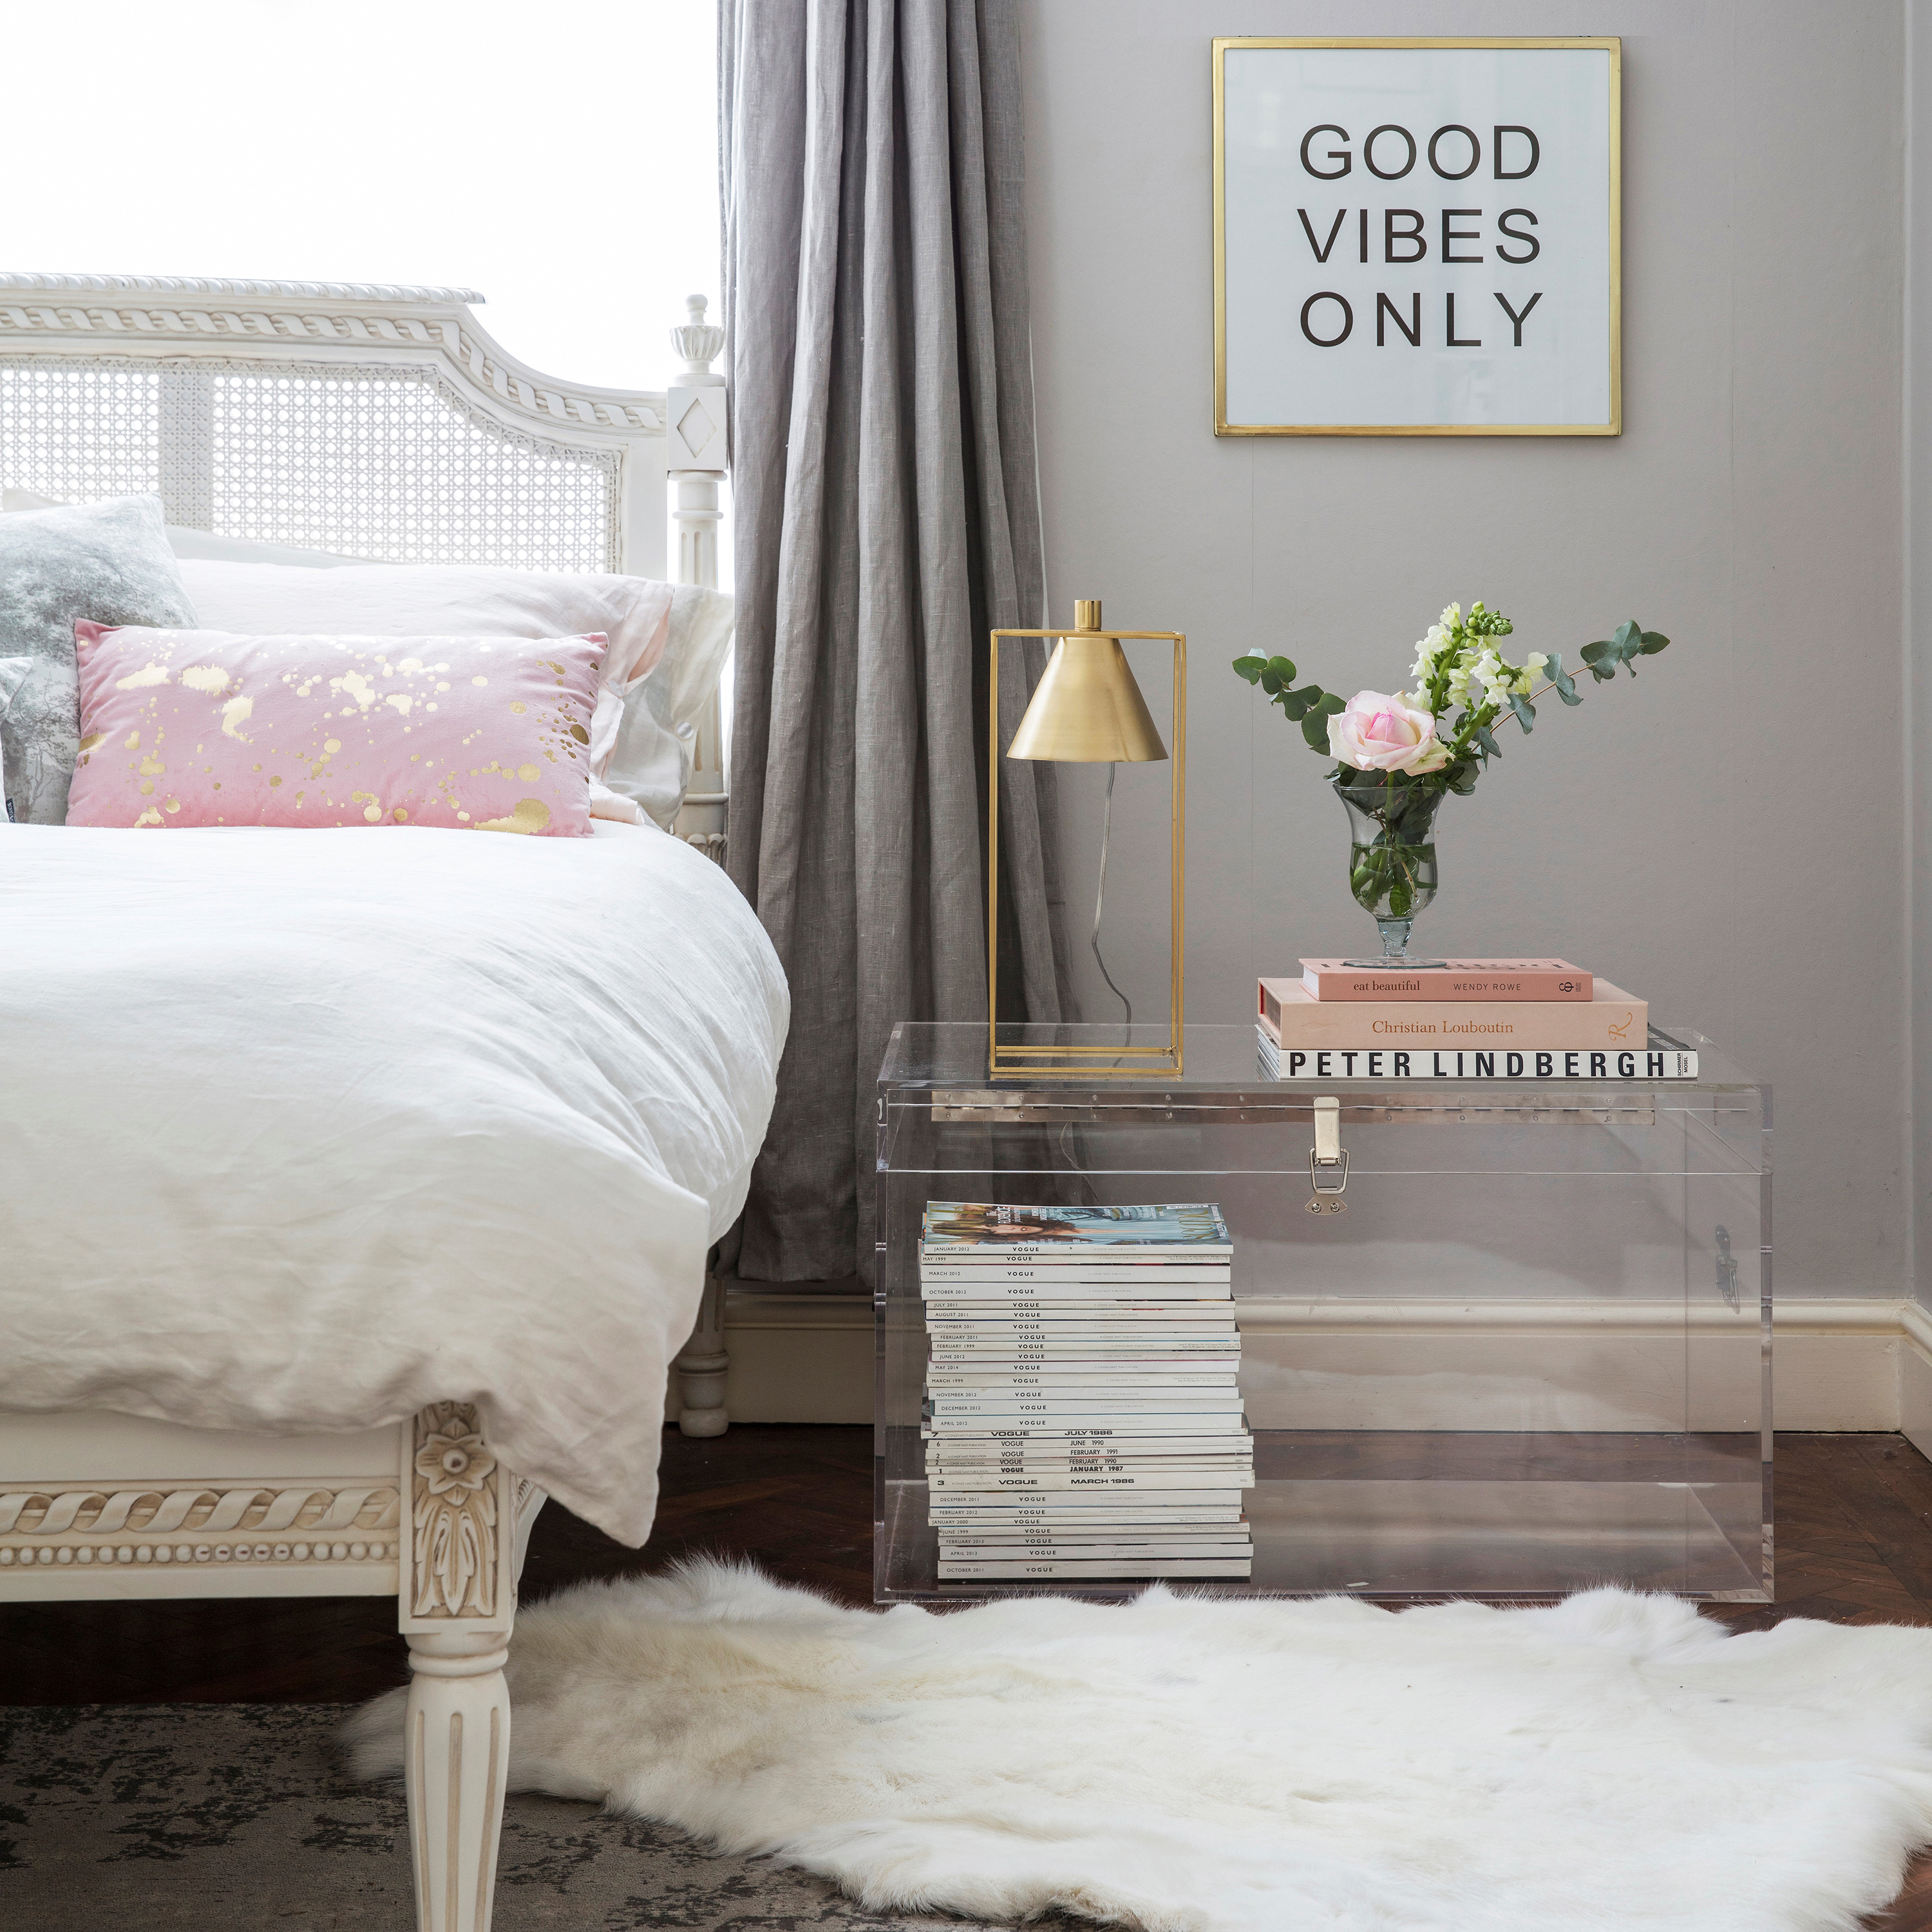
xmin=410 ymin=1402 xmax=501 ymax=1619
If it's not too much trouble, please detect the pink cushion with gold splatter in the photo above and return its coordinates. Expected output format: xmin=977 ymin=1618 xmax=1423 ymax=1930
xmin=66 ymin=624 xmax=607 ymax=835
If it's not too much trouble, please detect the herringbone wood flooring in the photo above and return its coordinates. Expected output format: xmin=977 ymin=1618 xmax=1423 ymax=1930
xmin=3 ymin=1427 xmax=1931 ymax=1925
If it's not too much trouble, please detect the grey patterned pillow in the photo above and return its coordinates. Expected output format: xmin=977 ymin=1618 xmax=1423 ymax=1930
xmin=0 ymin=496 xmax=197 ymax=824
xmin=0 ymin=654 xmax=32 ymax=822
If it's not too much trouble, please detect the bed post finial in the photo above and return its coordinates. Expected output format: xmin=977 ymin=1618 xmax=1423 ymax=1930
xmin=673 ymin=295 xmax=726 ymax=388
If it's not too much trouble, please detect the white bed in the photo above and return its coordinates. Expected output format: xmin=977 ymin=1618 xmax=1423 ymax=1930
xmin=0 ymin=274 xmax=768 ymax=1931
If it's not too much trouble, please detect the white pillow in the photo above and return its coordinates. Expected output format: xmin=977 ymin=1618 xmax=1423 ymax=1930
xmin=601 ymin=583 xmax=736 ymax=828
xmin=3 ymin=488 xmax=372 ymax=567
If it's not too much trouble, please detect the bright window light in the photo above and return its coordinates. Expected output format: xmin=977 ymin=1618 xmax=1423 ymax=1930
xmin=5 ymin=1 xmax=719 ymax=394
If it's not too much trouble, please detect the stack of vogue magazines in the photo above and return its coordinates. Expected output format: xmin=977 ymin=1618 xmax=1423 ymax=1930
xmin=919 ymin=1202 xmax=1251 ymax=1580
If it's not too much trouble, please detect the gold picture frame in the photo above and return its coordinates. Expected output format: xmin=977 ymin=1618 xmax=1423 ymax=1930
xmin=1212 ymin=37 xmax=1622 ymax=437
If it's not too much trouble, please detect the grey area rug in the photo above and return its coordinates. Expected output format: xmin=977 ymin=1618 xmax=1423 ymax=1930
xmin=0 ymin=1705 xmax=1021 ymax=1931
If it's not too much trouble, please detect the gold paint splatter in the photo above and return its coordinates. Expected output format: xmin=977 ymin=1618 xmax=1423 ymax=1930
xmin=179 ymin=665 xmax=231 ymax=694
xmin=363 ymin=804 xmax=382 ymax=822
xmin=220 ymin=696 xmax=254 ymax=741
xmin=116 ymin=663 xmax=171 ymax=690
xmin=385 ymin=693 xmax=413 ymax=718
xmin=393 ymin=807 xmax=409 ymax=822
xmin=139 ymin=780 xmax=155 ymax=795
xmin=474 ymin=797 xmax=551 ymax=836
xmin=269 ymin=775 xmax=283 ymax=787
xmin=138 ymin=754 xmax=164 ymax=775
xmin=332 ymin=672 xmax=377 ymax=710
xmin=77 ymin=733 xmax=104 ymax=753
xmin=516 ymin=763 xmax=540 ymax=782
xmin=294 ymin=791 xmax=304 ymax=806
xmin=471 ymin=676 xmax=488 ymax=687
xmin=252 ymin=762 xmax=261 ymax=772
xmin=569 ymin=724 xmax=589 ymax=744
xmin=133 ymin=808 xmax=162 ymax=827
xmin=213 ymin=781 xmax=221 ymax=790
xmin=165 ymin=799 xmax=180 ymax=813
xmin=325 ymin=739 xmax=341 ymax=754
xmin=124 ymin=731 xmax=140 ymax=750
xmin=457 ymin=810 xmax=471 ymax=822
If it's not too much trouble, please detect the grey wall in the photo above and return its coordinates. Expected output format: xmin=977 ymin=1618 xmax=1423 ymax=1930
xmin=1021 ymin=0 xmax=1906 ymax=1300
xmin=1914 ymin=0 xmax=1931 ymax=1311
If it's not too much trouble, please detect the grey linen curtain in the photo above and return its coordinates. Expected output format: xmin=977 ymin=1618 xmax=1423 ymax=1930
xmin=721 ymin=0 xmax=1070 ymax=1283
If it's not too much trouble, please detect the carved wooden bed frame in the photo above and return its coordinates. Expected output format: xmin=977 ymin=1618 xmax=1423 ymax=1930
xmin=0 ymin=272 xmax=735 ymax=1929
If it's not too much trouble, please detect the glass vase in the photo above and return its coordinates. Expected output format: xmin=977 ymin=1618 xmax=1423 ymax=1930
xmin=1333 ymin=773 xmax=1448 ymax=965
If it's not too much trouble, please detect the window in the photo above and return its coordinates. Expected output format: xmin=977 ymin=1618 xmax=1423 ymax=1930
xmin=9 ymin=2 xmax=719 ymax=393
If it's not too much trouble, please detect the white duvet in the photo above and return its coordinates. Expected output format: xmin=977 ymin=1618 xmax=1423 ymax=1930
xmin=0 ymin=822 xmax=786 ymax=1545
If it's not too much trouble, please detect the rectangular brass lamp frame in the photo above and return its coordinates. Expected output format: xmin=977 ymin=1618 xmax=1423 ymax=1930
xmin=987 ymin=627 xmax=1186 ymax=1080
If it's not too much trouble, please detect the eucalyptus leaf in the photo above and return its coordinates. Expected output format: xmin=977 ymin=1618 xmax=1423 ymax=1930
xmin=1638 ymin=630 xmax=1669 ymax=654
xmin=1507 ymin=690 xmax=1536 ymax=732
xmin=1232 ymin=656 xmax=1265 ymax=683
xmin=1301 ymin=710 xmax=1332 ymax=750
xmin=1473 ymin=723 xmax=1502 ymax=759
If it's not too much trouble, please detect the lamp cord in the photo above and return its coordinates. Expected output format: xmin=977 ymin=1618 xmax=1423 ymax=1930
xmin=1092 ymin=762 xmax=1133 ymax=1036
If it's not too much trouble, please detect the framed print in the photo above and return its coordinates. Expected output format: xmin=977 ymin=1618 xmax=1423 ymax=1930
xmin=1213 ymin=37 xmax=1621 ymax=435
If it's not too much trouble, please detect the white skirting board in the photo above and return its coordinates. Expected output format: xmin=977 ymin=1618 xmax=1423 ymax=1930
xmin=705 ymin=1289 xmax=1932 ymax=1439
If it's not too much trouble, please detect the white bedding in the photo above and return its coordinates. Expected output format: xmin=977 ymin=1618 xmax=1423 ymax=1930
xmin=0 ymin=822 xmax=786 ymax=1545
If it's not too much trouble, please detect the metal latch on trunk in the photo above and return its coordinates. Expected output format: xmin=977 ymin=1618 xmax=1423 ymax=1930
xmin=1307 ymin=1095 xmax=1348 ymax=1214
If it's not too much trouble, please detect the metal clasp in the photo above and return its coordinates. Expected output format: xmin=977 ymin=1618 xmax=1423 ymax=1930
xmin=1309 ymin=1094 xmax=1348 ymax=1194
xmin=1715 ymin=1225 xmax=1739 ymax=1308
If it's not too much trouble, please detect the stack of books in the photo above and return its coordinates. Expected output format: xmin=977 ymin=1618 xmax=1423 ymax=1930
xmin=919 ymin=1202 xmax=1252 ymax=1581
xmin=1255 ymin=958 xmax=1699 ymax=1081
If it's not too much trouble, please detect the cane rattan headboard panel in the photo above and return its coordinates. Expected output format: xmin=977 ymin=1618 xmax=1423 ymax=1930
xmin=0 ymin=274 xmax=727 ymax=581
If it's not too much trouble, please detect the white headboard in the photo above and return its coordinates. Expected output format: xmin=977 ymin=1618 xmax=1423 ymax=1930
xmin=0 ymin=272 xmax=730 ymax=849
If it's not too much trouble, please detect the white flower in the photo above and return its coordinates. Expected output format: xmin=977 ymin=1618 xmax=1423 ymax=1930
xmin=1525 ymin=652 xmax=1549 ymax=674
xmin=1440 ymin=603 xmax=1462 ymax=629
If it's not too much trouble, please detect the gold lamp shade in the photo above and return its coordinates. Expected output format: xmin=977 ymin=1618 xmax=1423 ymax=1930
xmin=1006 ymin=600 xmax=1168 ymax=764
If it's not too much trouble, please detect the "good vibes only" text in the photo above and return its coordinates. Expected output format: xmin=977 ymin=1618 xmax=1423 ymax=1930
xmin=1292 ymin=122 xmax=1544 ymax=351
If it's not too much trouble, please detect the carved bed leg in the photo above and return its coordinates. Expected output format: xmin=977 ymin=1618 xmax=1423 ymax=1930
xmin=404 ymin=1629 xmax=511 ymax=1932
xmin=401 ymin=1403 xmax=518 ymax=1932
xmin=673 ymin=1270 xmax=730 ymax=1437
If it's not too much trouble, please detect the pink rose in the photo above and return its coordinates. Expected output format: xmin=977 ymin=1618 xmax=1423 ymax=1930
xmin=1328 ymin=690 xmax=1449 ymax=775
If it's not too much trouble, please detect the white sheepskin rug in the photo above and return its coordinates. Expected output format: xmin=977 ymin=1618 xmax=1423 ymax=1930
xmin=345 ymin=1560 xmax=1932 ymax=1932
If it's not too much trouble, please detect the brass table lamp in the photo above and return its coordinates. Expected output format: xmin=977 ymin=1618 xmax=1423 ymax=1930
xmin=989 ymin=600 xmax=1186 ymax=1078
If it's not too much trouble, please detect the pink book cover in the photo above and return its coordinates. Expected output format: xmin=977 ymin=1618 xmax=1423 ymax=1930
xmin=1299 ymin=958 xmax=1593 ymax=1003
xmin=1258 ymin=978 xmax=1646 ymax=1052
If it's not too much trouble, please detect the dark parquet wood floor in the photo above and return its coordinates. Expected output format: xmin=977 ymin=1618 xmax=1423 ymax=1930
xmin=4 ymin=1426 xmax=1931 ymax=1926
